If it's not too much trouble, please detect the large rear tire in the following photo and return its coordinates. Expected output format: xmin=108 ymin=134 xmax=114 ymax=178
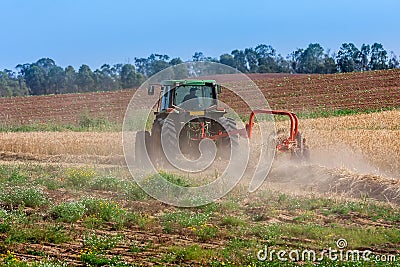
xmin=161 ymin=118 xmax=178 ymax=154
xmin=135 ymin=130 xmax=151 ymax=167
xmin=150 ymin=119 xmax=162 ymax=164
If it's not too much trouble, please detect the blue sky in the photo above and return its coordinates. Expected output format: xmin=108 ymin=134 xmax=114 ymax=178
xmin=1 ymin=0 xmax=399 ymax=70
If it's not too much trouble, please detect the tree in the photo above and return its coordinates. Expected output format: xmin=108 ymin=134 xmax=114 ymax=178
xmin=192 ymin=52 xmax=205 ymax=62
xmin=322 ymin=54 xmax=337 ymax=74
xmin=169 ymin=58 xmax=189 ymax=79
xmin=25 ymin=65 xmax=46 ymax=95
xmin=150 ymin=57 xmax=170 ymax=76
xmin=255 ymin=44 xmax=279 ymax=72
xmin=336 ymin=43 xmax=361 ymax=72
xmin=219 ymin=53 xmax=235 ymax=68
xmin=169 ymin=58 xmax=183 ymax=66
xmin=77 ymin=64 xmax=95 ymax=92
xmin=244 ymin=48 xmax=258 ymax=73
xmin=36 ymin=58 xmax=56 ymax=72
xmin=302 ymin=43 xmax=325 ymax=73
xmin=369 ymin=43 xmax=388 ymax=70
xmin=231 ymin=49 xmax=247 ymax=72
xmin=360 ymin=44 xmax=370 ymax=71
xmin=47 ymin=66 xmax=65 ymax=94
xmin=288 ymin=49 xmax=304 ymax=73
xmin=120 ymin=64 xmax=144 ymax=89
xmin=275 ymin=54 xmax=291 ymax=73
xmin=64 ymin=66 xmax=78 ymax=93
xmin=93 ymin=64 xmax=119 ymax=91
xmin=388 ymin=51 xmax=399 ymax=69
xmin=0 ymin=70 xmax=28 ymax=97
xmin=16 ymin=58 xmax=61 ymax=95
xmin=134 ymin=54 xmax=170 ymax=76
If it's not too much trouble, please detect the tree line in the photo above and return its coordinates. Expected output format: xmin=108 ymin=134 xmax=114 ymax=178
xmin=1 ymin=42 xmax=399 ymax=97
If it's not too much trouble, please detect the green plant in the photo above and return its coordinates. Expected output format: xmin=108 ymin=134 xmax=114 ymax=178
xmin=50 ymin=201 xmax=86 ymax=223
xmin=79 ymin=249 xmax=122 ymax=266
xmin=0 ymin=186 xmax=47 ymax=208
xmin=192 ymin=223 xmax=218 ymax=242
xmin=0 ymin=208 xmax=11 ymax=233
xmin=120 ymin=181 xmax=148 ymax=201
xmin=1 ymin=250 xmax=29 ymax=266
xmin=140 ymin=172 xmax=191 ymax=203
xmin=35 ymin=176 xmax=62 ymax=190
xmin=79 ymin=198 xmax=128 ymax=228
xmin=129 ymin=240 xmax=152 ymax=253
xmin=158 ymin=171 xmax=191 ymax=187
xmin=220 ymin=216 xmax=245 ymax=227
xmin=7 ymin=170 xmax=29 ymax=185
xmin=89 ymin=175 xmax=121 ymax=191
xmin=5 ymin=224 xmax=70 ymax=244
xmin=162 ymin=245 xmax=209 ymax=264
xmin=64 ymin=167 xmax=96 ymax=187
xmin=82 ymin=215 xmax=104 ymax=229
xmin=126 ymin=212 xmax=153 ymax=229
xmin=161 ymin=210 xmax=211 ymax=233
xmin=83 ymin=233 xmax=123 ymax=251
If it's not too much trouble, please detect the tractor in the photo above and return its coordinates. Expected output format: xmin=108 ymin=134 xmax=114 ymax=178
xmin=135 ymin=79 xmax=309 ymax=166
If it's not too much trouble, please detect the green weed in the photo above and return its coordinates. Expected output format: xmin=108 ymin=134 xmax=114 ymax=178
xmin=120 ymin=181 xmax=148 ymax=201
xmin=79 ymin=198 xmax=128 ymax=228
xmin=50 ymin=201 xmax=86 ymax=223
xmin=220 ymin=215 xmax=245 ymax=227
xmin=83 ymin=233 xmax=123 ymax=251
xmin=193 ymin=224 xmax=219 ymax=242
xmin=5 ymin=224 xmax=70 ymax=244
xmin=64 ymin=167 xmax=97 ymax=187
xmin=89 ymin=175 xmax=121 ymax=191
xmin=161 ymin=210 xmax=211 ymax=233
xmin=162 ymin=245 xmax=211 ymax=264
xmin=79 ymin=249 xmax=123 ymax=266
xmin=0 ymin=186 xmax=47 ymax=208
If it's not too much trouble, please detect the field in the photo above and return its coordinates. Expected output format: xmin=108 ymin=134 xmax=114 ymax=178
xmin=0 ymin=70 xmax=399 ymax=266
xmin=0 ymin=69 xmax=399 ymax=126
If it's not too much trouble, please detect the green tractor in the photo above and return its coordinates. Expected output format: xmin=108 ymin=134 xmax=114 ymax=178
xmin=135 ymin=79 xmax=239 ymax=165
xmin=135 ymin=79 xmax=309 ymax=166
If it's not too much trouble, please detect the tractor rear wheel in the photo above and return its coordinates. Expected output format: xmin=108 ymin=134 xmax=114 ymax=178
xmin=150 ymin=119 xmax=162 ymax=163
xmin=135 ymin=130 xmax=151 ymax=167
xmin=161 ymin=118 xmax=178 ymax=153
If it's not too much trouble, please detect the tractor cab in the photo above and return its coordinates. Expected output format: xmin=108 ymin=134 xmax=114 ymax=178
xmin=149 ymin=80 xmax=221 ymax=113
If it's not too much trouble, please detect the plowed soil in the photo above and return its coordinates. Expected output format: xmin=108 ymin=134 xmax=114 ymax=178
xmin=0 ymin=69 xmax=399 ymax=125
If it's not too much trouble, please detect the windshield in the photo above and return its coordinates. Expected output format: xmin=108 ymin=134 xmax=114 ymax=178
xmin=174 ymin=85 xmax=216 ymax=110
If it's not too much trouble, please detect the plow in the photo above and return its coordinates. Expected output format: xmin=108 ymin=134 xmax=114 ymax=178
xmin=135 ymin=79 xmax=309 ymax=165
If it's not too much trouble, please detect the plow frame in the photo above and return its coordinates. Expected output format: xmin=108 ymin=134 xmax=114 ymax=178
xmin=191 ymin=109 xmax=302 ymax=153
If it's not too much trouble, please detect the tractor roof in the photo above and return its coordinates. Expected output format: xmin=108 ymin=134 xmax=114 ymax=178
xmin=161 ymin=80 xmax=217 ymax=86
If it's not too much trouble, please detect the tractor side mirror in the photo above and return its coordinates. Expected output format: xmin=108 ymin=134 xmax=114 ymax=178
xmin=148 ymin=85 xmax=155 ymax=95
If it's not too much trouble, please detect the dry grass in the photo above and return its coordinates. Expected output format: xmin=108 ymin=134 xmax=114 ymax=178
xmin=0 ymin=132 xmax=122 ymax=156
xmin=0 ymin=110 xmax=399 ymax=177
